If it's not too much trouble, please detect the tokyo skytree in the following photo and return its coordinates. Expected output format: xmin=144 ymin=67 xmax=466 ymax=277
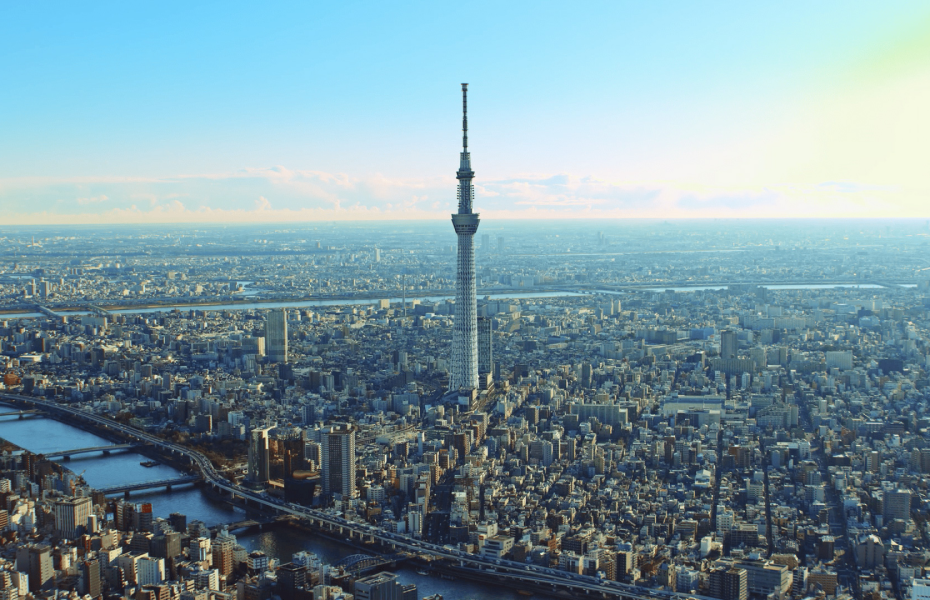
xmin=449 ymin=83 xmax=480 ymax=392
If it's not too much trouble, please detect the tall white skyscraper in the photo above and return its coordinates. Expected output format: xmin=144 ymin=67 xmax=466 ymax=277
xmin=265 ymin=309 xmax=287 ymax=363
xmin=322 ymin=425 xmax=356 ymax=499
xmin=449 ymin=83 xmax=480 ymax=392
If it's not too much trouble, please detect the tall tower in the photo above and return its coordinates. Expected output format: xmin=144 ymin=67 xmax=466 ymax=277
xmin=449 ymin=83 xmax=480 ymax=392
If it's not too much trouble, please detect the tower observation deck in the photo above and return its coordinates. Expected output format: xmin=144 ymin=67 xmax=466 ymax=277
xmin=449 ymin=83 xmax=480 ymax=392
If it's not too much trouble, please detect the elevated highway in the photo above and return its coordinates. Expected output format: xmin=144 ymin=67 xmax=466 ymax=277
xmin=34 ymin=305 xmax=63 ymax=319
xmin=1 ymin=392 xmax=716 ymax=600
xmin=85 ymin=305 xmax=112 ymax=316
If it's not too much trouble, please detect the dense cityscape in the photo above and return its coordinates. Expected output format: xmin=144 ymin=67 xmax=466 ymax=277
xmin=0 ymin=217 xmax=929 ymax=600
xmin=4 ymin=0 xmax=928 ymax=598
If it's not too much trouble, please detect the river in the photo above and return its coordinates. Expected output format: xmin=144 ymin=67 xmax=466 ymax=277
xmin=0 ymin=407 xmax=542 ymax=600
xmin=643 ymin=283 xmax=891 ymax=292
xmin=0 ymin=290 xmax=584 ymax=320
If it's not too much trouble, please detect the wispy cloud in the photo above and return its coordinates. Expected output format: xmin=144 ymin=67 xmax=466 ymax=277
xmin=75 ymin=194 xmax=109 ymax=205
xmin=0 ymin=167 xmax=924 ymax=224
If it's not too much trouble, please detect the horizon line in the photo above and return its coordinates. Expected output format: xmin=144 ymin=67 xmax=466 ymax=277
xmin=2 ymin=215 xmax=930 ymax=228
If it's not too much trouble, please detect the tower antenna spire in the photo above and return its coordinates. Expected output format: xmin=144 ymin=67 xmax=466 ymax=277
xmin=462 ymin=83 xmax=468 ymax=152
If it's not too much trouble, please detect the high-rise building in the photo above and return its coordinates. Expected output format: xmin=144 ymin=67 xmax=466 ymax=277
xmin=17 ymin=545 xmax=53 ymax=592
xmin=81 ymin=558 xmax=101 ymax=598
xmin=150 ymin=531 xmax=181 ymax=560
xmin=865 ymin=450 xmax=881 ymax=473
xmin=212 ymin=535 xmax=236 ymax=576
xmin=884 ymin=489 xmax=911 ymax=521
xmin=709 ymin=566 xmax=748 ymax=600
xmin=580 ymin=362 xmax=593 ymax=388
xmin=248 ymin=427 xmax=271 ymax=483
xmin=856 ymin=534 xmax=884 ymax=569
xmin=477 ymin=317 xmax=492 ymax=376
xmin=190 ymin=537 xmax=211 ymax=563
xmin=136 ymin=555 xmax=165 ymax=586
xmin=322 ymin=425 xmax=356 ymax=499
xmin=52 ymin=496 xmax=92 ymax=539
xmin=168 ymin=512 xmax=187 ymax=533
xmin=265 ymin=309 xmax=288 ymax=363
xmin=449 ymin=83 xmax=480 ymax=392
xmin=277 ymin=562 xmax=307 ymax=600
xmin=721 ymin=330 xmax=738 ymax=360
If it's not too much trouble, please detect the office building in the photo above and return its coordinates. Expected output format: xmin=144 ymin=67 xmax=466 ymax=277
xmin=322 ymin=425 xmax=356 ymax=499
xmin=721 ymin=330 xmax=738 ymax=360
xmin=740 ymin=559 xmax=792 ymax=597
xmin=52 ymin=495 xmax=92 ymax=539
xmin=16 ymin=545 xmax=53 ymax=592
xmin=212 ymin=536 xmax=236 ymax=576
xmin=136 ymin=555 xmax=165 ymax=586
xmin=277 ymin=562 xmax=307 ymax=600
xmin=81 ymin=558 xmax=101 ymax=598
xmin=150 ymin=531 xmax=181 ymax=560
xmin=913 ymin=579 xmax=930 ymax=600
xmin=449 ymin=83 xmax=480 ymax=392
xmin=709 ymin=566 xmax=748 ymax=600
xmin=884 ymin=489 xmax=911 ymax=521
xmin=856 ymin=534 xmax=884 ymax=569
xmin=265 ymin=309 xmax=288 ymax=363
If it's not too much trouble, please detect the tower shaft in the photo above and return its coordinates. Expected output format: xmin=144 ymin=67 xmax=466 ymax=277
xmin=449 ymin=83 xmax=480 ymax=392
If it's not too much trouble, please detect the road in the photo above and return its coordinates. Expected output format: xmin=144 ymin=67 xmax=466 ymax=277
xmin=3 ymin=392 xmax=719 ymax=600
xmin=796 ymin=393 xmax=860 ymax=600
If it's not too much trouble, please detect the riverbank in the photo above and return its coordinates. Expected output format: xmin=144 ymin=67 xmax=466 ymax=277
xmin=0 ymin=433 xmax=81 ymax=487
xmin=0 ymin=409 xmax=547 ymax=600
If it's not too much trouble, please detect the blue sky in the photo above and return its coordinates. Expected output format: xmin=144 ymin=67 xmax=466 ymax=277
xmin=2 ymin=1 xmax=929 ymax=223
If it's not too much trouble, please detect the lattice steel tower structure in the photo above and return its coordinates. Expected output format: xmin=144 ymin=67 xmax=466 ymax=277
xmin=449 ymin=83 xmax=480 ymax=392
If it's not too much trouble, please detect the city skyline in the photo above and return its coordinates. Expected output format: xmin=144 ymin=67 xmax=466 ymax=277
xmin=2 ymin=2 xmax=929 ymax=224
